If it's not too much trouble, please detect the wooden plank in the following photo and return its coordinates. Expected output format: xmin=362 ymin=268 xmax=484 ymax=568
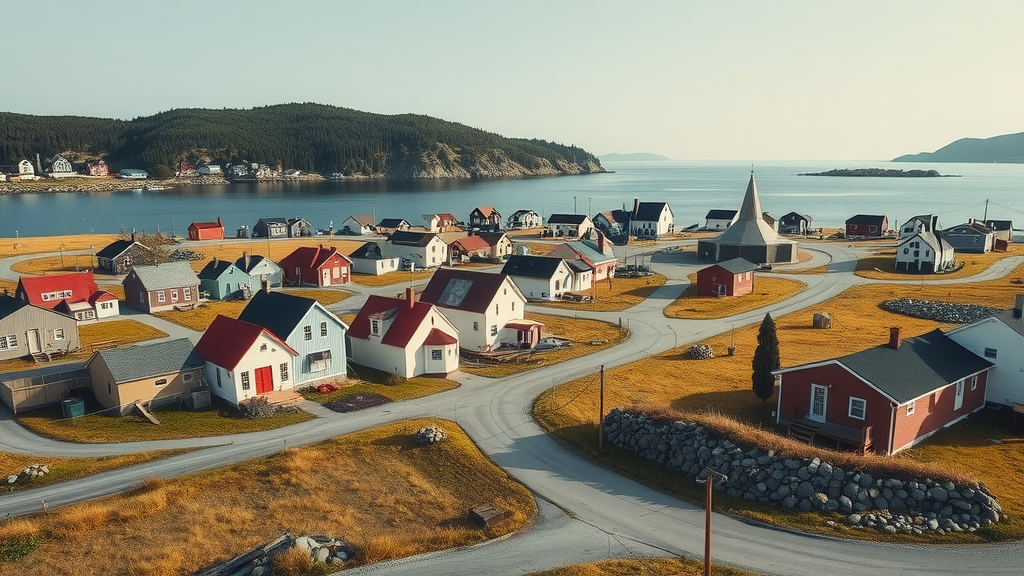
xmin=133 ymin=401 xmax=161 ymax=425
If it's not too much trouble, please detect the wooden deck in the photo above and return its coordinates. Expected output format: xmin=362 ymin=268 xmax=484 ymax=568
xmin=261 ymin=390 xmax=304 ymax=407
xmin=787 ymin=417 xmax=873 ymax=454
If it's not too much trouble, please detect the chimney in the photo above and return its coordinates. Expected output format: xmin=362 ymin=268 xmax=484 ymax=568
xmin=888 ymin=327 xmax=902 ymax=350
xmin=217 ymin=216 xmax=222 ymax=227
xmin=35 ymin=153 xmax=41 ymax=173
xmin=597 ymin=230 xmax=606 ymax=254
xmin=212 ymin=256 xmax=218 ymax=267
xmin=262 ymin=279 xmax=270 ymax=294
xmin=243 ymin=251 xmax=250 ymax=270
xmin=633 ymin=198 xmax=640 ymax=217
xmin=405 ymin=287 xmax=416 ymax=310
xmin=131 ymin=229 xmax=137 ymax=242
xmin=1014 ymin=294 xmax=1024 ymax=319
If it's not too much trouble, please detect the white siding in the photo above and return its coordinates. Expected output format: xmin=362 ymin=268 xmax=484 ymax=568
xmin=947 ymin=318 xmax=1024 ymax=406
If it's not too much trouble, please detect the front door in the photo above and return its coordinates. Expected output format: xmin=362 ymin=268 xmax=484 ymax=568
xmin=809 ymin=384 xmax=828 ymax=423
xmin=255 ymin=366 xmax=274 ymax=394
xmin=26 ymin=329 xmax=41 ymax=354
xmin=322 ymin=268 xmax=330 ymax=286
xmin=954 ymin=380 xmax=965 ymax=410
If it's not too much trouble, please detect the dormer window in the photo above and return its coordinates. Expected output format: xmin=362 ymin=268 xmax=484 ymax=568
xmin=371 ymin=320 xmax=379 ymax=336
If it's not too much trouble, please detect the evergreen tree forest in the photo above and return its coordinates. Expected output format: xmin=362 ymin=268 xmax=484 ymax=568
xmin=0 ymin=104 xmax=604 ymax=178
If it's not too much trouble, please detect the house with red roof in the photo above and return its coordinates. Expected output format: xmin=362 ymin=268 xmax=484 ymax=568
xmin=195 ymin=315 xmax=299 ymax=406
xmin=348 ymin=288 xmax=460 ymax=378
xmin=16 ymin=271 xmax=119 ymax=323
xmin=187 ymin=217 xmax=225 ymax=241
xmin=448 ymin=234 xmax=493 ymax=265
xmin=423 ymin=213 xmax=460 ymax=233
xmin=279 ymin=245 xmax=352 ymax=287
xmin=469 ymin=206 xmax=502 ymax=231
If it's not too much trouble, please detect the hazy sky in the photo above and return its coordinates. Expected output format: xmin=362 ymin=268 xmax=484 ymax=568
xmin=3 ymin=0 xmax=1021 ymax=160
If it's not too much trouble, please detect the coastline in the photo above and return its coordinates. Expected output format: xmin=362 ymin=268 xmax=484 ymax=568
xmin=0 ymin=174 xmax=326 ymax=195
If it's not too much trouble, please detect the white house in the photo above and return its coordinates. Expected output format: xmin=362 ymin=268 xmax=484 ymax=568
xmin=547 ymin=214 xmax=594 ymax=238
xmin=342 ymin=215 xmax=377 ymax=236
xmin=423 ymin=213 xmax=459 ymax=233
xmin=47 ymin=155 xmax=75 ymax=178
xmin=195 ymin=315 xmax=298 ymax=406
xmin=946 ymin=295 xmax=1024 ymax=408
xmin=388 ymin=231 xmax=448 ymax=269
xmin=16 ymin=159 xmax=37 ymax=180
xmin=628 ymin=199 xmax=674 ymax=238
xmin=704 ymin=209 xmax=739 ymax=231
xmin=347 ymin=289 xmax=460 ymax=378
xmin=899 ymin=214 xmax=942 ymax=239
xmin=500 ymin=255 xmax=576 ymax=301
xmin=419 ymin=268 xmax=543 ymax=351
xmin=349 ymin=241 xmax=401 ymax=275
xmin=197 ymin=164 xmax=223 ymax=175
xmin=895 ymin=228 xmax=955 ymax=273
xmin=507 ymin=209 xmax=542 ymax=230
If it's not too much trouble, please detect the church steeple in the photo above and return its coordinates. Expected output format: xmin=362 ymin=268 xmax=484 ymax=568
xmin=736 ymin=172 xmax=763 ymax=223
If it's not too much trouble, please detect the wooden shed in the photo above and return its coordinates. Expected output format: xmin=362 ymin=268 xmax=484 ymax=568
xmin=695 ymin=258 xmax=758 ymax=297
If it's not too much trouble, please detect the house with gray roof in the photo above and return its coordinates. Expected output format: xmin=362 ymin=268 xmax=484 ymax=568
xmin=628 ymin=199 xmax=674 ymax=238
xmin=122 ymin=261 xmax=201 ymax=313
xmin=235 ymin=252 xmax=282 ymax=289
xmin=87 ymin=338 xmax=205 ymax=414
xmin=947 ymin=294 xmax=1024 ymax=408
xmin=350 ymin=241 xmax=401 ymax=275
xmin=501 ymin=255 xmax=577 ymax=301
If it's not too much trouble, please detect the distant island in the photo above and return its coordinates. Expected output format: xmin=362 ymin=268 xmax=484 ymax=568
xmin=799 ymin=168 xmax=957 ymax=177
xmin=599 ymin=152 xmax=671 ymax=161
xmin=893 ymin=131 xmax=1024 ymax=163
xmin=0 ymin=103 xmax=605 ymax=180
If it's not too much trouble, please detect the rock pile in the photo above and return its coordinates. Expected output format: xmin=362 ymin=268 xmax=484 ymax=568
xmin=6 ymin=463 xmax=49 ymax=484
xmin=603 ymin=409 xmax=1002 ymax=535
xmin=192 ymin=533 xmax=354 ymax=576
xmin=880 ymin=298 xmax=999 ymax=324
xmin=287 ymin=535 xmax=353 ymax=567
xmin=416 ymin=425 xmax=446 ymax=445
xmin=688 ymin=344 xmax=714 ymax=360
xmin=171 ymin=248 xmax=206 ymax=261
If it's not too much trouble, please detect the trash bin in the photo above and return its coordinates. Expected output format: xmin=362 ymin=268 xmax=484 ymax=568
xmin=61 ymin=398 xmax=85 ymax=418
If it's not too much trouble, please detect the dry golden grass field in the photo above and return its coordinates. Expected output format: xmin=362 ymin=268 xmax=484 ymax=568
xmin=664 ymin=275 xmax=806 ymax=320
xmin=0 ymin=319 xmax=168 ymax=373
xmin=534 ymin=274 xmax=667 ymax=312
xmin=0 ymin=234 xmax=118 ymax=259
xmin=527 ymin=558 xmax=759 ymax=576
xmin=535 ymin=260 xmax=1024 ymax=542
xmin=0 ymin=419 xmax=536 ymax=575
xmin=183 ymin=238 xmax=365 ymax=273
xmin=513 ymin=241 xmax=557 ymax=256
xmin=154 ymin=288 xmax=350 ymax=331
xmin=0 ymin=450 xmax=190 ymax=494
xmin=462 ymin=312 xmax=628 ymax=378
xmin=301 ymin=365 xmax=459 ymax=405
xmin=855 ymin=243 xmax=1024 ymax=281
xmin=351 ymin=269 xmax=435 ymax=287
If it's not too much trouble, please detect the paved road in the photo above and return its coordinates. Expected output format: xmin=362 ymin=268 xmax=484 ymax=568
xmin=2 ymin=241 xmax=1022 ymax=575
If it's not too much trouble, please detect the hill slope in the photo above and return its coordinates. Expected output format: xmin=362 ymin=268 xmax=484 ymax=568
xmin=0 ymin=104 xmax=604 ymax=178
xmin=892 ymin=131 xmax=1024 ymax=163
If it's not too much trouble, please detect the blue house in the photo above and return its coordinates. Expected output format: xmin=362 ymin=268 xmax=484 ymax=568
xmin=235 ymin=252 xmax=283 ymax=289
xmin=198 ymin=259 xmax=250 ymax=300
xmin=237 ymin=289 xmax=348 ymax=385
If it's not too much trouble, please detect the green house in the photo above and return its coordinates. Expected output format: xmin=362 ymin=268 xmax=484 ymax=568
xmin=198 ymin=259 xmax=250 ymax=300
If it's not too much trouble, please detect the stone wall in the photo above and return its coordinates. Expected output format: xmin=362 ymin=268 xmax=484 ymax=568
xmin=604 ymin=409 xmax=1002 ymax=535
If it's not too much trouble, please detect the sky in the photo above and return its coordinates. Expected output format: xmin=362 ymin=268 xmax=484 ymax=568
xmin=2 ymin=0 xmax=1021 ymax=161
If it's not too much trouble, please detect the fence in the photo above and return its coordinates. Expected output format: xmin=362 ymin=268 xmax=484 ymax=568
xmin=0 ymin=368 xmax=92 ymax=414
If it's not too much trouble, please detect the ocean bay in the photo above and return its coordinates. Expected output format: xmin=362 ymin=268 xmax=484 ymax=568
xmin=0 ymin=160 xmax=1020 ymax=238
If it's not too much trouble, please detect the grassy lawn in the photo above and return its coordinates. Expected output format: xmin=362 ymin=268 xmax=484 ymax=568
xmin=0 ymin=319 xmax=168 ymax=373
xmin=11 ymin=256 xmax=106 ymax=276
xmin=0 ymin=419 xmax=536 ymax=576
xmin=0 ymin=234 xmax=118 ymax=259
xmin=534 ymin=262 xmax=1024 ymax=543
xmin=0 ymin=450 xmax=191 ymax=494
xmin=855 ymin=243 xmax=1024 ymax=280
xmin=462 ymin=312 xmax=628 ymax=378
xmin=153 ymin=288 xmax=351 ymax=331
xmin=527 ymin=558 xmax=759 ymax=576
xmin=182 ymin=238 xmax=365 ymax=273
xmin=533 ymin=274 xmax=667 ymax=312
xmin=513 ymin=242 xmax=556 ymax=256
xmin=351 ymin=269 xmax=435 ymax=287
xmin=15 ymin=401 xmax=315 ymax=444
xmin=300 ymin=364 xmax=459 ymax=405
xmin=664 ymin=275 xmax=806 ymax=319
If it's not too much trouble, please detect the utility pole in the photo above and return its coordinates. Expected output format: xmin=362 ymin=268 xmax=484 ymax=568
xmin=697 ymin=467 xmax=728 ymax=576
xmin=598 ymin=364 xmax=605 ymax=449
xmin=983 ymin=199 xmax=989 ymax=222
xmin=574 ymin=196 xmax=577 ymax=214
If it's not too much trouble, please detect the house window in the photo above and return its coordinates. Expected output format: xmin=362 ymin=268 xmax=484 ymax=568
xmin=473 ymin=321 xmax=479 ymax=331
xmin=107 ymin=381 xmax=112 ymax=395
xmin=184 ymin=373 xmax=193 ymax=383
xmin=984 ymin=347 xmax=997 ymax=359
xmin=0 ymin=335 xmax=16 ymax=350
xmin=321 ymin=322 xmax=328 ymax=337
xmin=970 ymin=375 xmax=978 ymax=391
xmin=139 ymin=291 xmax=145 ymax=303
xmin=490 ymin=325 xmax=497 ymax=336
xmin=157 ymin=292 xmax=166 ymax=303
xmin=512 ymin=301 xmax=515 ymax=311
xmin=906 ymin=401 xmax=915 ymax=416
xmin=495 ymin=303 xmax=499 ymax=315
xmin=171 ymin=289 xmax=179 ymax=302
xmin=280 ymin=363 xmax=289 ymax=382
xmin=241 ymin=372 xmax=251 ymax=390
xmin=216 ymin=369 xmax=222 ymax=388
xmin=431 ymin=349 xmax=442 ymax=361
xmin=333 ymin=267 xmax=340 ymax=279
xmin=903 ymin=248 xmax=908 ymax=255
xmin=53 ymin=328 xmax=65 ymax=341
xmin=304 ymin=326 xmax=312 ymax=341
xmin=155 ymin=378 xmax=167 ymax=387
xmin=260 ymin=343 xmax=268 ymax=352
xmin=848 ymin=397 xmax=866 ymax=420
xmin=925 ymin=250 xmax=930 ymax=257
xmin=371 ymin=320 xmax=380 ymax=335
xmin=184 ymin=289 xmax=192 ymax=301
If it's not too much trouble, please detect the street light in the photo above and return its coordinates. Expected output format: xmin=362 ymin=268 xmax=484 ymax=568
xmin=59 ymin=244 xmax=65 ymax=270
xmin=696 ymin=467 xmax=728 ymax=576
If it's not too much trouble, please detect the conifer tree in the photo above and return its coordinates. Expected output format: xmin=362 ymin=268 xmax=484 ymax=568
xmin=752 ymin=312 xmax=780 ymax=403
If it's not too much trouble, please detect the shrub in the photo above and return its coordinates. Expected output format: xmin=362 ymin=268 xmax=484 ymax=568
xmin=384 ymin=372 xmax=408 ymax=386
xmin=271 ymin=546 xmax=312 ymax=576
xmin=687 ymin=344 xmax=714 ymax=360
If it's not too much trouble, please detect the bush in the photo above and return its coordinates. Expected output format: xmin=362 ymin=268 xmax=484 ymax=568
xmin=384 ymin=372 xmax=408 ymax=386
xmin=238 ymin=396 xmax=277 ymax=419
xmin=687 ymin=344 xmax=714 ymax=360
xmin=271 ymin=546 xmax=312 ymax=576
xmin=150 ymin=164 xmax=174 ymax=180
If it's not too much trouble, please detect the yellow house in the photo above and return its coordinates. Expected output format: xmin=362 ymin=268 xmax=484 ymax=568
xmin=87 ymin=338 xmax=205 ymax=414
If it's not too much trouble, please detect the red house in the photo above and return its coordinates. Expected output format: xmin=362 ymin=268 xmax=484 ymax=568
xmin=448 ymin=234 xmax=492 ymax=264
xmin=279 ymin=245 xmax=352 ymax=287
xmin=15 ymin=271 xmax=119 ymax=322
xmin=774 ymin=328 xmax=992 ymax=455
xmin=188 ymin=217 xmax=225 ymax=241
xmin=695 ymin=258 xmax=758 ymax=297
xmin=845 ymin=215 xmax=888 ymax=238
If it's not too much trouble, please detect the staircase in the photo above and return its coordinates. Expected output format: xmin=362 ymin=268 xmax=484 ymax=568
xmin=788 ymin=420 xmax=817 ymax=445
xmin=240 ymin=284 xmax=253 ymax=300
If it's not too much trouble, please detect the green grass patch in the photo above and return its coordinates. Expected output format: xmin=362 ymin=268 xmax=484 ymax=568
xmin=0 ymin=536 xmax=44 ymax=562
xmin=300 ymin=364 xmax=459 ymax=404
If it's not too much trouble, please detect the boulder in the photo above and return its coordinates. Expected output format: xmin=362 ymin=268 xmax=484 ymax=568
xmin=796 ymin=482 xmax=815 ymax=499
xmin=928 ymin=486 xmax=949 ymax=502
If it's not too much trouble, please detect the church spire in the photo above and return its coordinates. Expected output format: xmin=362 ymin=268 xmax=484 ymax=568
xmin=737 ymin=172 xmax=763 ymax=222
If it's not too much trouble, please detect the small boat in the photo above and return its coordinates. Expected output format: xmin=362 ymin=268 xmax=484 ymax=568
xmin=144 ymin=185 xmax=166 ymax=191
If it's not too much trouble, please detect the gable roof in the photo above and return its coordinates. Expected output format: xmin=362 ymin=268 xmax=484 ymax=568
xmin=510 ymin=209 xmax=539 ymax=219
xmin=195 ymin=315 xmax=296 ymax=370
xmin=781 ymin=212 xmax=812 ymax=223
xmin=189 ymin=220 xmax=222 ymax=230
xmin=548 ymin=240 xmax=615 ymax=264
xmin=234 ymin=254 xmax=279 ymax=274
xmin=501 ymin=255 xmax=568 ymax=279
xmin=96 ymin=239 xmax=150 ymax=260
xmin=257 ymin=217 xmax=288 ymax=226
xmin=0 ymin=295 xmax=32 ymax=320
xmin=237 ymin=290 xmax=319 ymax=340
xmin=984 ymin=220 xmax=1012 ymax=231
xmin=705 ymin=209 xmax=738 ymax=220
xmin=420 ymin=268 xmax=517 ymax=313
xmin=126 ymin=261 xmax=199 ymax=290
xmin=451 ymin=235 xmax=491 ymax=252
xmin=846 ymin=214 xmax=886 ymax=226
xmin=566 ymin=259 xmax=593 ymax=274
xmin=348 ymin=295 xmax=449 ymax=348
xmin=198 ymin=259 xmax=241 ymax=280
xmin=346 ymin=214 xmax=376 ymax=227
xmin=281 ymin=245 xmax=352 ymax=270
xmin=378 ymin=218 xmax=410 ymax=228
xmin=91 ymin=338 xmax=204 ymax=383
xmin=389 ymin=230 xmax=439 ymax=247
xmin=633 ymin=201 xmax=670 ymax=221
xmin=472 ymin=206 xmax=498 ymax=218
xmin=704 ymin=258 xmax=759 ymax=275
xmin=947 ymin=221 xmax=994 ymax=235
xmin=17 ymin=272 xmax=100 ymax=308
xmin=547 ymin=213 xmax=589 ymax=225
xmin=474 ymin=232 xmax=508 ymax=247
xmin=350 ymin=241 xmax=399 ymax=260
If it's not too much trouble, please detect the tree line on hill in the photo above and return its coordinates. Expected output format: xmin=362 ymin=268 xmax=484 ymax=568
xmin=0 ymin=103 xmax=603 ymax=177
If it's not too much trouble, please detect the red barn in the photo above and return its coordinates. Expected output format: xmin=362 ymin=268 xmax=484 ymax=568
xmin=695 ymin=258 xmax=758 ymax=297
xmin=845 ymin=214 xmax=888 ymax=238
xmin=188 ymin=217 xmax=225 ymax=241
xmin=279 ymin=245 xmax=352 ymax=287
xmin=774 ymin=328 xmax=992 ymax=455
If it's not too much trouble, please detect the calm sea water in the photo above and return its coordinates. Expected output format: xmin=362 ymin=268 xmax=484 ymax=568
xmin=1 ymin=160 xmax=1021 ymax=238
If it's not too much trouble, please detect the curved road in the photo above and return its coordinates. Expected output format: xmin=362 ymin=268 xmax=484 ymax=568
xmin=2 ymin=241 xmax=1022 ymax=575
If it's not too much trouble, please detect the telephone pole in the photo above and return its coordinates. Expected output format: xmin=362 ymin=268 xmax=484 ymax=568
xmin=598 ymin=364 xmax=605 ymax=449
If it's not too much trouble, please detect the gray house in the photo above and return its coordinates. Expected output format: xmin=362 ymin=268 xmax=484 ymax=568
xmin=235 ymin=252 xmax=283 ymax=288
xmin=944 ymin=220 xmax=995 ymax=254
xmin=95 ymin=234 xmax=153 ymax=275
xmin=0 ymin=295 xmax=80 ymax=361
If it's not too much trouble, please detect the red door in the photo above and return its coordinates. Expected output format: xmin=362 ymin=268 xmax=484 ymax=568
xmin=255 ymin=366 xmax=274 ymax=394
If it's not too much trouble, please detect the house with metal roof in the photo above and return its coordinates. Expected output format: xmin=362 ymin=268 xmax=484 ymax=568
xmin=342 ymin=214 xmax=377 ymax=236
xmin=252 ymin=217 xmax=290 ymax=238
xmin=87 ymin=338 xmax=205 ymax=414
xmin=695 ymin=258 xmax=759 ymax=297
xmin=349 ymin=241 xmax=401 ymax=276
xmin=387 ymin=230 xmax=448 ymax=269
xmin=501 ymin=255 xmax=576 ymax=301
xmin=95 ymin=233 xmax=152 ymax=275
xmin=845 ymin=215 xmax=887 ymax=238
xmin=0 ymin=295 xmax=80 ymax=362
xmin=15 ymin=271 xmax=118 ymax=323
xmin=419 ymin=269 xmax=542 ymax=351
xmin=198 ymin=258 xmax=250 ymax=300
xmin=546 ymin=214 xmax=594 ymax=239
xmin=279 ymin=245 xmax=352 ymax=287
xmin=946 ymin=294 xmax=1024 ymax=408
xmin=188 ymin=217 xmax=225 ymax=241
xmin=697 ymin=174 xmax=798 ymax=264
xmin=628 ymin=199 xmax=674 ymax=238
xmin=237 ymin=289 xmax=348 ymax=386
xmin=195 ymin=315 xmax=298 ymax=406
xmin=704 ymin=209 xmax=739 ymax=231
xmin=774 ymin=328 xmax=992 ymax=455
xmin=234 ymin=252 xmax=282 ymax=289
xmin=943 ymin=220 xmax=995 ymax=254
xmin=122 ymin=261 xmax=201 ymax=313
xmin=348 ymin=288 xmax=460 ymax=378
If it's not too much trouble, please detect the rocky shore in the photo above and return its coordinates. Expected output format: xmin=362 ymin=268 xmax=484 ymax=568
xmin=0 ymin=174 xmax=325 ymax=195
xmin=799 ymin=168 xmax=956 ymax=177
xmin=879 ymin=298 xmax=1001 ymax=324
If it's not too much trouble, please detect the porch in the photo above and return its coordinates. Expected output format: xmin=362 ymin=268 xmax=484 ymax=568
xmin=785 ymin=417 xmax=874 ymax=454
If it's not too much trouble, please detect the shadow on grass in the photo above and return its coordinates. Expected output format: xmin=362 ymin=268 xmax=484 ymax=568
xmin=669 ymin=390 xmax=777 ymax=428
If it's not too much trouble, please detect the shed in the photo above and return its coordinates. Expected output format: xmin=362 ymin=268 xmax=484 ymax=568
xmin=87 ymin=338 xmax=205 ymax=414
xmin=188 ymin=217 xmax=225 ymax=241
xmin=695 ymin=258 xmax=758 ymax=297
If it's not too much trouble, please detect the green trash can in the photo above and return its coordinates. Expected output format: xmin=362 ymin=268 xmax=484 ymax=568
xmin=61 ymin=398 xmax=85 ymax=419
